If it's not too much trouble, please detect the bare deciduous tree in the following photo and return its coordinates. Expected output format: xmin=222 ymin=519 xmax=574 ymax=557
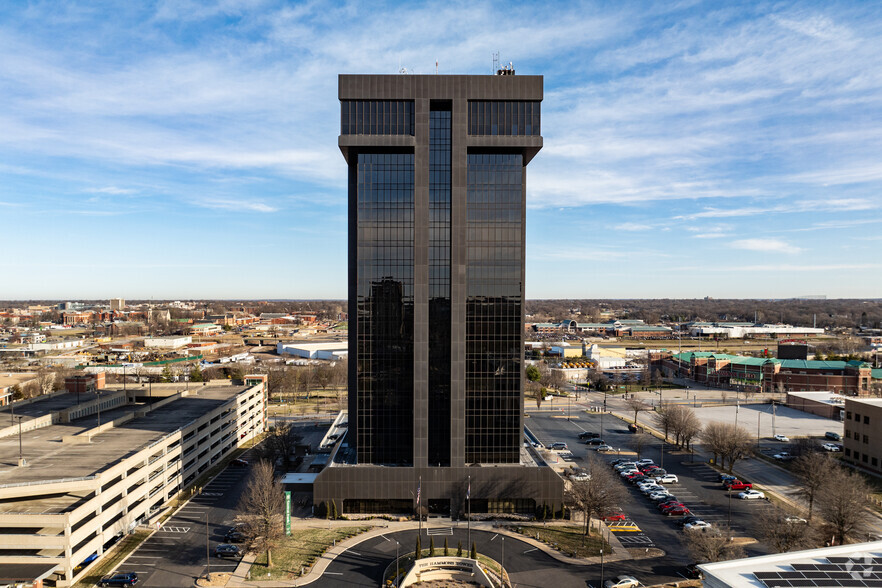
xmin=259 ymin=423 xmax=300 ymax=469
xmin=633 ymin=433 xmax=651 ymax=460
xmin=683 ymin=526 xmax=744 ymax=563
xmin=624 ymin=396 xmax=650 ymax=426
xmin=792 ymin=452 xmax=836 ymax=520
xmin=816 ymin=465 xmax=872 ymax=545
xmin=665 ymin=405 xmax=703 ymax=449
xmin=567 ymin=455 xmax=626 ymax=536
xmin=700 ymin=422 xmax=753 ymax=472
xmin=758 ymin=511 xmax=817 ymax=553
xmin=237 ymin=460 xmax=284 ymax=568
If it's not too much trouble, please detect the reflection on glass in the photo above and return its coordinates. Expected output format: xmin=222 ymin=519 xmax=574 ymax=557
xmin=356 ymin=153 xmax=414 ymax=466
xmin=465 ymin=153 xmax=523 ymax=464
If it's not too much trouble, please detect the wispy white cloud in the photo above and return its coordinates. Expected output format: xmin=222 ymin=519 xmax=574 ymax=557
xmin=195 ymin=199 xmax=278 ymax=213
xmin=732 ymin=238 xmax=802 ymax=254
xmin=86 ymin=186 xmax=139 ymax=195
xmin=613 ymin=222 xmax=653 ymax=231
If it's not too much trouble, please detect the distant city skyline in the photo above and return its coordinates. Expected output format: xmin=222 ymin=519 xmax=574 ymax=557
xmin=2 ymin=1 xmax=882 ymax=299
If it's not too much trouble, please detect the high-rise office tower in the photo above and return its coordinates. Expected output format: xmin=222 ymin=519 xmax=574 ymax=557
xmin=314 ymin=73 xmax=563 ymax=516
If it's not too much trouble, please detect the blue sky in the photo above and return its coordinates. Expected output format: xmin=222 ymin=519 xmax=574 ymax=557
xmin=2 ymin=0 xmax=881 ymax=300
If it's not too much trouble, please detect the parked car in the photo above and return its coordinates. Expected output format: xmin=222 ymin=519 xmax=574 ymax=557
xmin=684 ymin=563 xmax=705 ymax=579
xmin=739 ymin=490 xmax=765 ymax=500
xmin=684 ymin=521 xmax=713 ymax=531
xmin=586 ymin=438 xmax=606 ymax=446
xmin=579 ymin=431 xmax=600 ymax=439
xmin=98 ymin=573 xmax=138 ymax=587
xmin=549 ymin=442 xmax=568 ymax=451
xmin=825 ymin=432 xmax=842 ymax=441
xmin=628 ymin=423 xmax=643 ymax=433
xmin=215 ymin=544 xmax=241 ymax=558
xmin=821 ymin=443 xmax=842 ymax=452
xmin=773 ymin=452 xmax=795 ymax=461
xmin=678 ymin=515 xmax=705 ymax=527
xmin=659 ymin=501 xmax=685 ymax=512
xmin=601 ymin=509 xmax=626 ymax=521
xmin=723 ymin=480 xmax=753 ymax=491
xmin=604 ymin=575 xmax=640 ymax=588
xmin=635 ymin=459 xmax=654 ymax=466
xmin=784 ymin=516 xmax=808 ymax=524
xmin=615 ymin=462 xmax=637 ymax=470
xmin=230 ymin=458 xmax=249 ymax=467
xmin=719 ymin=474 xmax=737 ymax=482
xmin=773 ymin=434 xmax=790 ymax=442
xmin=595 ymin=444 xmax=614 ymax=452
xmin=647 ymin=469 xmax=668 ymax=478
xmin=649 ymin=491 xmax=671 ymax=501
xmin=657 ymin=474 xmax=678 ymax=484
xmin=665 ymin=506 xmax=691 ymax=516
xmin=224 ymin=530 xmax=245 ymax=543
xmin=571 ymin=472 xmax=591 ymax=482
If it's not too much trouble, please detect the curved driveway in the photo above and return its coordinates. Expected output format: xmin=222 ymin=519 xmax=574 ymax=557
xmin=311 ymin=527 xmax=686 ymax=588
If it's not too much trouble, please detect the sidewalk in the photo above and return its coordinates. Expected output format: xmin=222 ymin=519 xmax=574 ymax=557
xmin=225 ymin=517 xmax=632 ymax=587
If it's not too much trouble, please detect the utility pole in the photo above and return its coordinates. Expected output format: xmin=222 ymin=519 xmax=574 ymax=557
xmin=206 ymin=513 xmax=210 ymax=579
xmin=599 ymin=548 xmax=605 ymax=587
xmin=16 ymin=416 xmax=26 ymax=466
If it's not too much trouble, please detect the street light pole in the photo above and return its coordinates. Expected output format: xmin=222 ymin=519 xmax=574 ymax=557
xmin=16 ymin=416 xmax=25 ymax=466
xmin=395 ymin=540 xmax=400 ymax=588
xmin=206 ymin=513 xmax=210 ymax=579
xmin=501 ymin=537 xmax=505 ymax=587
xmin=600 ymin=548 xmax=605 ymax=587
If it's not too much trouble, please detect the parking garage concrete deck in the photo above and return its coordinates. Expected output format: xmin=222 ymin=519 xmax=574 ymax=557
xmin=0 ymin=385 xmax=249 ymax=514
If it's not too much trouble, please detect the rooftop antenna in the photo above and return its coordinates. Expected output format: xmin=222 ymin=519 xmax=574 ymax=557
xmin=435 ymin=60 xmax=438 ymax=74
xmin=492 ymin=51 xmax=500 ymax=75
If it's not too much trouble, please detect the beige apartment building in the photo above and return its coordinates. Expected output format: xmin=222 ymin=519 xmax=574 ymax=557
xmin=843 ymin=397 xmax=882 ymax=474
xmin=0 ymin=376 xmax=267 ymax=587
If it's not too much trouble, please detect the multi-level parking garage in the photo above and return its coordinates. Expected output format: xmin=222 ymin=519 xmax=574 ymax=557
xmin=0 ymin=376 xmax=267 ymax=587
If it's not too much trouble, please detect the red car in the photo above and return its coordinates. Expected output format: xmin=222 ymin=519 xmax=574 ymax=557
xmin=727 ymin=481 xmax=752 ymax=491
xmin=666 ymin=506 xmax=691 ymax=516
xmin=659 ymin=501 xmax=685 ymax=512
xmin=602 ymin=510 xmax=626 ymax=521
xmin=640 ymin=465 xmax=660 ymax=473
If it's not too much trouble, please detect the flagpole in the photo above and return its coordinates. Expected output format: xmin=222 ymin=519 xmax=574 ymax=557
xmin=467 ymin=474 xmax=471 ymax=551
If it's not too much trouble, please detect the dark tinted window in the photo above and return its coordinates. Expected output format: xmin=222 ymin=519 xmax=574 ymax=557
xmin=468 ymin=101 xmax=540 ymax=136
xmin=342 ymin=100 xmax=414 ymax=135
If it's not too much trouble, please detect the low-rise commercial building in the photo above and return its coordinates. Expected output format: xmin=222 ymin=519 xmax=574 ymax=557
xmin=843 ymin=397 xmax=882 ymax=474
xmin=785 ymin=391 xmax=846 ymax=420
xmin=699 ymin=541 xmax=882 ymax=587
xmin=664 ymin=352 xmax=872 ymax=395
xmin=143 ymin=335 xmax=192 ymax=349
xmin=277 ymin=341 xmax=348 ymax=360
xmin=0 ymin=379 xmax=267 ymax=587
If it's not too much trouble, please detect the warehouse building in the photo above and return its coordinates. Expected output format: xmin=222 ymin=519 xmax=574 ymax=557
xmin=0 ymin=378 xmax=267 ymax=587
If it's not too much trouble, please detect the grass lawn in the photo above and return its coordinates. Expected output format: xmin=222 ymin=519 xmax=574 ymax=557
xmin=515 ymin=525 xmax=610 ymax=557
xmin=248 ymin=527 xmax=368 ymax=581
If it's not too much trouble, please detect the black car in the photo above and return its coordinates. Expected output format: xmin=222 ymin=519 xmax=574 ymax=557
xmin=578 ymin=431 xmax=600 ymax=440
xmin=684 ymin=563 xmax=705 ymax=579
xmin=225 ymin=530 xmax=245 ymax=543
xmin=586 ymin=438 xmax=606 ymax=446
xmin=98 ymin=573 xmax=138 ymax=587
xmin=825 ymin=432 xmax=841 ymax=441
xmin=230 ymin=458 xmax=249 ymax=467
xmin=215 ymin=544 xmax=241 ymax=559
xmin=678 ymin=515 xmax=704 ymax=527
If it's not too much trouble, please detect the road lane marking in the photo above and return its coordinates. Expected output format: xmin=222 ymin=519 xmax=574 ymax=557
xmin=523 ymin=548 xmax=538 ymax=554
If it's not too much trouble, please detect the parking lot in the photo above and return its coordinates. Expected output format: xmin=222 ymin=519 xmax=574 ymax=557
xmin=112 ymin=452 xmax=255 ymax=587
xmin=527 ymin=407 xmax=776 ymax=565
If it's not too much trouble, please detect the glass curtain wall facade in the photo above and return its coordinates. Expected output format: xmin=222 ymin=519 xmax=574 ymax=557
xmin=354 ymin=152 xmax=415 ymax=466
xmin=428 ymin=106 xmax=452 ymax=467
xmin=465 ymin=153 xmax=524 ymax=464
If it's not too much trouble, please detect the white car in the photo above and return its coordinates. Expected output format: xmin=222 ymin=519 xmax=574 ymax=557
xmin=657 ymin=474 xmax=678 ymax=484
xmin=640 ymin=485 xmax=661 ymax=494
xmin=614 ymin=462 xmax=637 ymax=470
xmin=571 ymin=473 xmax=591 ymax=482
xmin=683 ymin=521 xmax=712 ymax=531
xmin=595 ymin=444 xmax=614 ymax=452
xmin=620 ymin=469 xmax=639 ymax=477
xmin=773 ymin=452 xmax=794 ymax=460
xmin=604 ymin=575 xmax=640 ymax=588
xmin=784 ymin=516 xmax=807 ymax=524
xmin=739 ymin=490 xmax=765 ymax=500
xmin=773 ymin=434 xmax=790 ymax=442
xmin=635 ymin=459 xmax=654 ymax=466
xmin=821 ymin=443 xmax=841 ymax=452
xmin=648 ymin=491 xmax=671 ymax=501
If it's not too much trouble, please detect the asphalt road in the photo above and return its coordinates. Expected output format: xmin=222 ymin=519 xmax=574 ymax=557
xmin=311 ymin=527 xmax=688 ymax=588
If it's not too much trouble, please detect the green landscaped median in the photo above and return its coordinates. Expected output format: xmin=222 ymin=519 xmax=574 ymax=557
xmin=248 ymin=527 xmax=369 ymax=581
xmin=514 ymin=525 xmax=610 ymax=558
